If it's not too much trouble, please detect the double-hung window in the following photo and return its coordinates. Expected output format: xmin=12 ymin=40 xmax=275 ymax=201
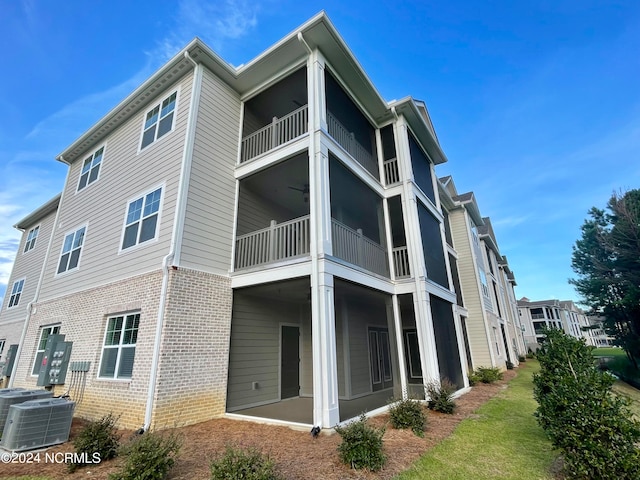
xmin=77 ymin=146 xmax=104 ymax=191
xmin=140 ymin=92 xmax=177 ymax=150
xmin=32 ymin=325 xmax=60 ymax=375
xmin=122 ymin=187 xmax=162 ymax=250
xmin=57 ymin=226 xmax=86 ymax=274
xmin=24 ymin=226 xmax=39 ymax=252
xmin=8 ymin=279 xmax=25 ymax=308
xmin=98 ymin=313 xmax=140 ymax=379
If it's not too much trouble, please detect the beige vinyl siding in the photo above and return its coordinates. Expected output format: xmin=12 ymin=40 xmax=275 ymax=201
xmin=38 ymin=74 xmax=193 ymax=302
xmin=181 ymin=68 xmax=241 ymax=274
xmin=226 ymin=293 xmax=305 ymax=410
xmin=449 ymin=209 xmax=492 ymax=367
xmin=0 ymin=208 xmax=57 ymax=317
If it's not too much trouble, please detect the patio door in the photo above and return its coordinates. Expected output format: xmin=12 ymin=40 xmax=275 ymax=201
xmin=368 ymin=327 xmax=393 ymax=391
xmin=281 ymin=325 xmax=300 ymax=399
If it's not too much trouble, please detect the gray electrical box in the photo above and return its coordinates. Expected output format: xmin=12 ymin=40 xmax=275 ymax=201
xmin=1 ymin=344 xmax=18 ymax=377
xmin=0 ymin=397 xmax=75 ymax=451
xmin=36 ymin=335 xmax=72 ymax=387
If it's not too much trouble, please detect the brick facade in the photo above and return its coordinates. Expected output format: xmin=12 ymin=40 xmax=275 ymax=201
xmin=151 ymin=267 xmax=232 ymax=428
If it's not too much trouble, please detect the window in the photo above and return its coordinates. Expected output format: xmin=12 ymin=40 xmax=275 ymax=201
xmin=98 ymin=313 xmax=140 ymax=379
xmin=122 ymin=187 xmax=162 ymax=250
xmin=57 ymin=227 xmax=86 ymax=274
xmin=32 ymin=325 xmax=60 ymax=375
xmin=8 ymin=279 xmax=25 ymax=308
xmin=77 ymin=146 xmax=104 ymax=191
xmin=140 ymin=92 xmax=177 ymax=149
xmin=23 ymin=226 xmax=39 ymax=252
xmin=0 ymin=339 xmax=5 ymax=359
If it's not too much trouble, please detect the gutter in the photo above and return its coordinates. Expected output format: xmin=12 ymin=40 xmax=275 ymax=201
xmin=143 ymin=51 xmax=203 ymax=430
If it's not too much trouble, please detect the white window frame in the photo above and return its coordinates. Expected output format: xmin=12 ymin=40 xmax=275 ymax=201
xmin=0 ymin=339 xmax=5 ymax=359
xmin=119 ymin=185 xmax=163 ymax=252
xmin=23 ymin=225 xmax=40 ymax=253
xmin=31 ymin=324 xmax=61 ymax=376
xmin=56 ymin=225 xmax=87 ymax=275
xmin=8 ymin=278 xmax=25 ymax=309
xmin=139 ymin=90 xmax=178 ymax=151
xmin=77 ymin=145 xmax=105 ymax=191
xmin=97 ymin=312 xmax=140 ymax=380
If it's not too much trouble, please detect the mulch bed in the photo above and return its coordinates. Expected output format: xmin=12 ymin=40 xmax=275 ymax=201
xmin=1 ymin=369 xmax=516 ymax=479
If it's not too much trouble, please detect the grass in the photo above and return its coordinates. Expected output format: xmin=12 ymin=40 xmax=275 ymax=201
xmin=592 ymin=347 xmax=627 ymax=358
xmin=613 ymin=380 xmax=640 ymax=420
xmin=592 ymin=347 xmax=640 ymax=385
xmin=395 ymin=361 xmax=558 ymax=480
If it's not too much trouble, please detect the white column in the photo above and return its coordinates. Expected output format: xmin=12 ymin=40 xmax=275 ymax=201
xmin=388 ymin=295 xmax=408 ymax=399
xmin=311 ymin=270 xmax=340 ymax=427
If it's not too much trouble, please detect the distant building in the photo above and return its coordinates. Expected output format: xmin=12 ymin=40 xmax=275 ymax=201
xmin=517 ymin=298 xmax=594 ymax=349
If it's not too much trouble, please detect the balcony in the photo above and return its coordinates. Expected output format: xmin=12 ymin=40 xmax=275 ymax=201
xmin=331 ymin=219 xmax=389 ymax=277
xmin=392 ymin=246 xmax=410 ymax=278
xmin=234 ymin=216 xmax=389 ymax=278
xmin=383 ymin=158 xmax=400 ymax=186
xmin=240 ymin=105 xmax=309 ymax=163
xmin=235 ymin=216 xmax=311 ymax=270
xmin=327 ymin=111 xmax=377 ymax=177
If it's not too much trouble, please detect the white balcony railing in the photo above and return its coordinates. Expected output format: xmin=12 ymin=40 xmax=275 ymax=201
xmin=327 ymin=111 xmax=378 ymax=176
xmin=331 ymin=219 xmax=389 ymax=277
xmin=240 ymin=105 xmax=309 ymax=163
xmin=392 ymin=246 xmax=410 ymax=278
xmin=383 ymin=158 xmax=400 ymax=186
xmin=235 ymin=216 xmax=310 ymax=270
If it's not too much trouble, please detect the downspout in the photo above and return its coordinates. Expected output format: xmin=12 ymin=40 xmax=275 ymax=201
xmin=143 ymin=51 xmax=202 ymax=430
xmin=9 ymin=169 xmax=69 ymax=387
xmin=297 ymin=32 xmax=312 ymax=54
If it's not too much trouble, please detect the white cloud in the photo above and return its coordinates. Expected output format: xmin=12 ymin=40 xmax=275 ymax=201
xmin=151 ymin=0 xmax=260 ymax=61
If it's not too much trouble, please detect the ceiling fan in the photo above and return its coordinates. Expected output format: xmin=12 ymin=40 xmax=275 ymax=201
xmin=288 ymin=183 xmax=310 ymax=203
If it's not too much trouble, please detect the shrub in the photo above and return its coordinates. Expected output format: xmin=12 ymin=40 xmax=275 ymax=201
xmin=425 ymin=379 xmax=457 ymax=414
xmin=68 ymin=413 xmax=120 ymax=472
xmin=210 ymin=446 xmax=282 ymax=480
xmin=110 ymin=429 xmax=182 ymax=480
xmin=533 ymin=328 xmax=640 ymax=480
xmin=334 ymin=414 xmax=386 ymax=471
xmin=472 ymin=366 xmax=503 ymax=384
xmin=506 ymin=360 xmax=514 ymax=370
xmin=388 ymin=397 xmax=426 ymax=436
xmin=518 ymin=354 xmax=526 ymax=362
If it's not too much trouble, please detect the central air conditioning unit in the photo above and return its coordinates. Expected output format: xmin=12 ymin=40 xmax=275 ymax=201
xmin=0 ymin=389 xmax=52 ymax=433
xmin=0 ymin=398 xmax=75 ymax=452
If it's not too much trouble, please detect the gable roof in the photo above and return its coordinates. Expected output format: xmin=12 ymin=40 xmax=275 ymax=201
xmin=57 ymin=12 xmax=444 ymax=168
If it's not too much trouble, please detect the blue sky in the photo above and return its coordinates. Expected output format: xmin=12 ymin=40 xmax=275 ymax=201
xmin=1 ymin=0 xmax=639 ymax=305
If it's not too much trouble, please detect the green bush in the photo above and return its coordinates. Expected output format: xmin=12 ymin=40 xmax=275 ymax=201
xmin=425 ymin=379 xmax=457 ymax=414
xmin=110 ymin=429 xmax=182 ymax=480
xmin=471 ymin=366 xmax=503 ymax=384
xmin=533 ymin=328 xmax=640 ymax=480
xmin=518 ymin=354 xmax=526 ymax=362
xmin=68 ymin=413 xmax=120 ymax=472
xmin=334 ymin=414 xmax=386 ymax=471
xmin=210 ymin=446 xmax=282 ymax=480
xmin=388 ymin=397 xmax=426 ymax=436
xmin=505 ymin=360 xmax=514 ymax=370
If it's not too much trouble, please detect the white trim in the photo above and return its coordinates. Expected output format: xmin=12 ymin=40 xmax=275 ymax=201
xmin=136 ymin=87 xmax=182 ymax=155
xmin=75 ymin=143 xmax=107 ymax=193
xmin=96 ymin=311 xmax=140 ymax=381
xmin=54 ymin=223 xmax=89 ymax=277
xmin=117 ymin=183 xmax=165 ymax=255
xmin=22 ymin=224 xmax=41 ymax=254
xmin=7 ymin=277 xmax=26 ymax=309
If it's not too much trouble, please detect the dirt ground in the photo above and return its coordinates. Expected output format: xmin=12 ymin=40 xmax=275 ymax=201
xmin=1 ymin=369 xmax=516 ymax=480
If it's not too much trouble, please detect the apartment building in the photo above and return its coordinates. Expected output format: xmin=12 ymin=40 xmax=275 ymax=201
xmin=0 ymin=13 xmax=489 ymax=431
xmin=439 ymin=177 xmax=524 ymax=371
xmin=518 ymin=298 xmax=593 ymax=349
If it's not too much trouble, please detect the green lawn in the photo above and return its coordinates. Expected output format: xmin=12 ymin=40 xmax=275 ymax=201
xmin=592 ymin=347 xmax=627 ymax=357
xmin=396 ymin=361 xmax=558 ymax=480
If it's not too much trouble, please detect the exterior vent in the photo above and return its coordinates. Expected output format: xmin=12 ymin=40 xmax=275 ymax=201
xmin=0 ymin=398 xmax=75 ymax=452
xmin=0 ymin=389 xmax=52 ymax=433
